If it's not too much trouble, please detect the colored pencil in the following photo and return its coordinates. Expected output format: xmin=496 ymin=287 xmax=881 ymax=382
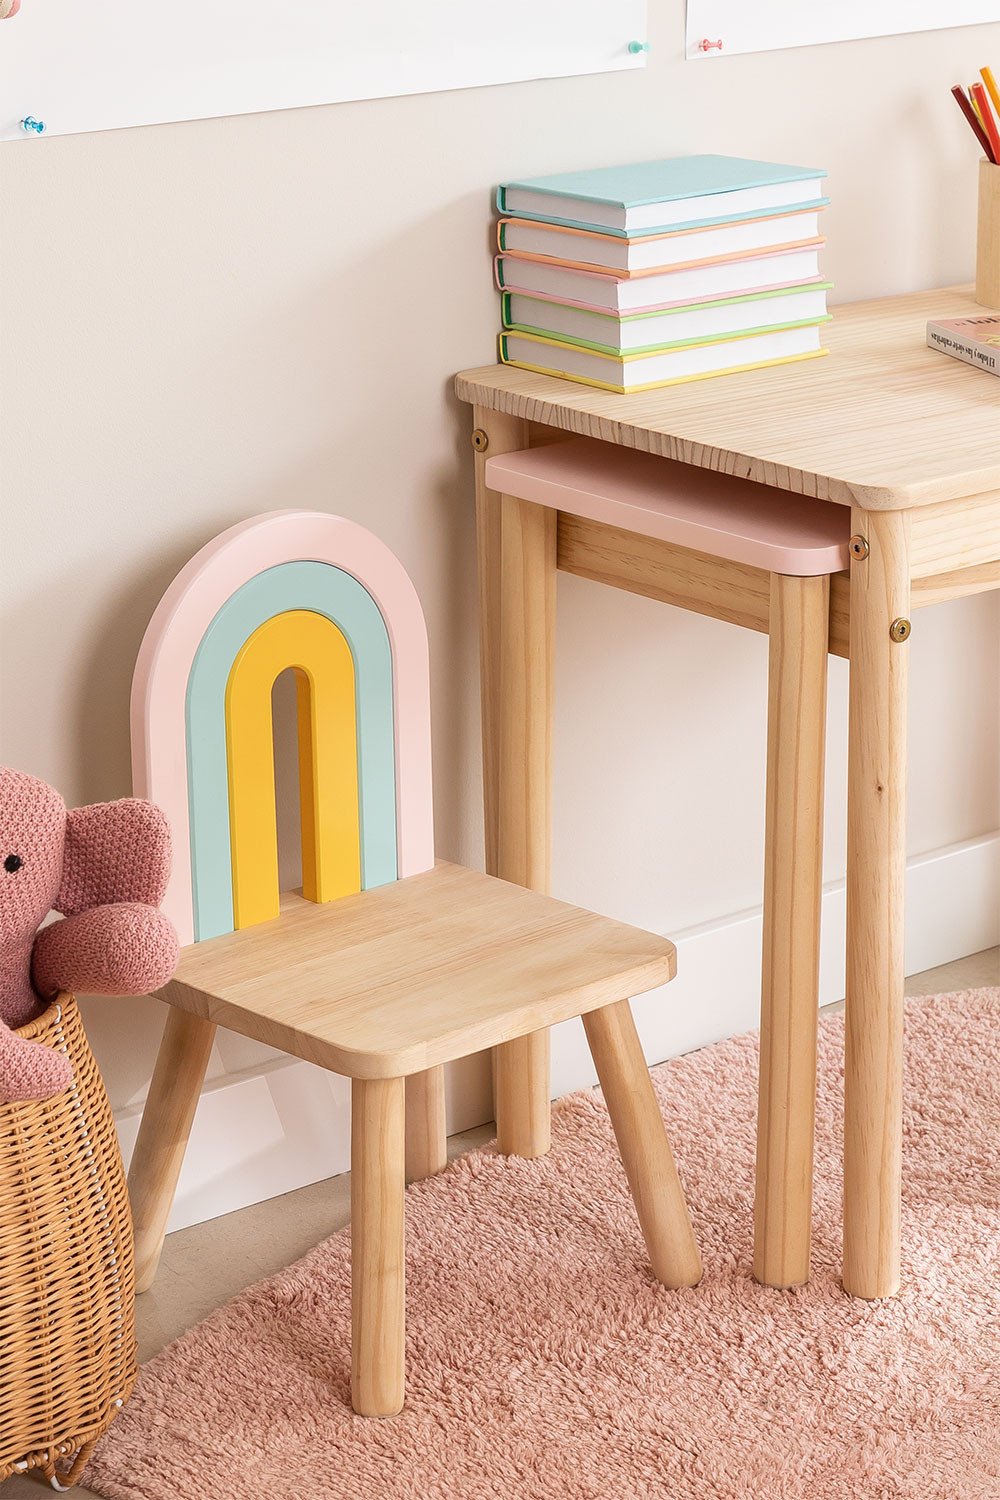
xmin=971 ymin=81 xmax=1000 ymax=163
xmin=952 ymin=83 xmax=996 ymax=162
xmin=981 ymin=65 xmax=1000 ymax=121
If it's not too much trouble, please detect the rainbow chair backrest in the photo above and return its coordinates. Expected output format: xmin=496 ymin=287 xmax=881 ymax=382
xmin=130 ymin=511 xmax=434 ymax=947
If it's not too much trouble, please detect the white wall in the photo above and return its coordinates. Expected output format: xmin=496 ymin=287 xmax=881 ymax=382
xmin=3 ymin=5 xmax=998 ymax=1228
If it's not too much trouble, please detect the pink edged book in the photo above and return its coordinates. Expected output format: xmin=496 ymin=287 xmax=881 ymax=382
xmin=494 ymin=241 xmax=826 ymax=313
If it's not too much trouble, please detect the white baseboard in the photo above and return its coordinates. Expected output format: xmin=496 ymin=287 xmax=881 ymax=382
xmin=593 ymin=827 xmax=1000 ymax=1095
xmin=117 ymin=830 xmax=1000 ymax=1236
xmin=114 ymin=1047 xmax=493 ymax=1236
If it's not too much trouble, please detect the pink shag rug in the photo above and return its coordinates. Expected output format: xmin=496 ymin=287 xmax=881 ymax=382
xmin=87 ymin=991 xmax=1000 ymax=1500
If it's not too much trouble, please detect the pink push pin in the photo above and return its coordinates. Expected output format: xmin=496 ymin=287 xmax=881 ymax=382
xmin=699 ymin=37 xmax=723 ymax=52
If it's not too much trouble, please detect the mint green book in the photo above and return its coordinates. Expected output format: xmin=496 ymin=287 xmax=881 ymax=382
xmin=497 ymin=155 xmax=828 ymax=238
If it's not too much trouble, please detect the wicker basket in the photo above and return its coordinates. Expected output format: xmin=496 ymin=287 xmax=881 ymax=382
xmin=0 ymin=995 xmax=137 ymax=1489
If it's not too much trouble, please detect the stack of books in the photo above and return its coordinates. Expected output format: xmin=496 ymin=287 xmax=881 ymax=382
xmin=494 ymin=155 xmax=831 ymax=393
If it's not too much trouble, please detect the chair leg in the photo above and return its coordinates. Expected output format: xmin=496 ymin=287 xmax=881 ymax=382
xmin=493 ymin=490 xmax=557 ymax=1158
xmin=582 ymin=1002 xmax=702 ymax=1289
xmin=495 ymin=1031 xmax=551 ymax=1157
xmin=127 ymin=1007 xmax=217 ymax=1292
xmin=754 ymin=573 xmax=829 ymax=1289
xmin=405 ymin=1065 xmax=447 ymax=1184
xmin=351 ymin=1076 xmax=406 ymax=1417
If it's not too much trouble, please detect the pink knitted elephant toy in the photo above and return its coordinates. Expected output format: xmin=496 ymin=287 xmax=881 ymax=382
xmin=0 ymin=766 xmax=179 ymax=1104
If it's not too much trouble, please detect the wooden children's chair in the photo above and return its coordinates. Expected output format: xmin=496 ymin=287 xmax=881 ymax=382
xmin=126 ymin=510 xmax=701 ymax=1417
xmin=478 ymin=437 xmax=849 ymax=1292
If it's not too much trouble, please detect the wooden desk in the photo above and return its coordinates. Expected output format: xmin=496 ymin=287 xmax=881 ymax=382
xmin=457 ymin=284 xmax=1000 ymax=1300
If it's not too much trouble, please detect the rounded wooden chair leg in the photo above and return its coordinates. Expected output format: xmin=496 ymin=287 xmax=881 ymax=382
xmin=495 ymin=1032 xmax=551 ymax=1158
xmin=583 ymin=1002 xmax=702 ymax=1289
xmin=405 ymin=1065 xmax=447 ymax=1184
xmin=754 ymin=573 xmax=829 ymax=1289
xmin=127 ymin=1006 xmax=217 ymax=1293
xmin=351 ymin=1076 xmax=406 ymax=1417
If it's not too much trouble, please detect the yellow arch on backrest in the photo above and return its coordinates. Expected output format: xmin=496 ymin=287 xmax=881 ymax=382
xmin=225 ymin=610 xmax=362 ymax=929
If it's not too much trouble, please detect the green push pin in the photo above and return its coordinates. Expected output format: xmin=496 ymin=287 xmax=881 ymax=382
xmin=628 ymin=40 xmax=650 ymax=54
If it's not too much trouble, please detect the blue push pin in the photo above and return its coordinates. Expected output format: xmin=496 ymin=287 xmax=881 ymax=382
xmin=20 ymin=115 xmax=45 ymax=134
xmin=628 ymin=40 xmax=650 ymax=54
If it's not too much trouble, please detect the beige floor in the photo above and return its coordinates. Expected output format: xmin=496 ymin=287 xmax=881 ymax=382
xmin=5 ymin=946 xmax=997 ymax=1495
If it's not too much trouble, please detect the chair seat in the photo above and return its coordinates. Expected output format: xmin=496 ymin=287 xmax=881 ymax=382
xmin=484 ymin=437 xmax=850 ymax=576
xmin=158 ymin=862 xmax=675 ymax=1079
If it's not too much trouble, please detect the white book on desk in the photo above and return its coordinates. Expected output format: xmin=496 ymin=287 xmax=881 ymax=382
xmin=496 ymin=244 xmax=826 ymax=313
xmin=498 ymin=210 xmax=825 ymax=274
xmin=502 ymin=283 xmax=832 ymax=355
xmin=499 ymin=322 xmax=829 ymax=394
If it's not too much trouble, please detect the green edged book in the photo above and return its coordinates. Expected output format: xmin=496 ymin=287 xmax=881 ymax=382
xmin=502 ymin=282 xmax=832 ymax=356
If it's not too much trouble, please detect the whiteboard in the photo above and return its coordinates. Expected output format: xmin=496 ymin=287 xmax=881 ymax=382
xmin=686 ymin=1 xmax=1000 ymax=59
xmin=0 ymin=1 xmax=648 ymax=142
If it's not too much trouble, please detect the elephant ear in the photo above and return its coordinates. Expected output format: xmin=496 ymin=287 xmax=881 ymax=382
xmin=56 ymin=799 xmax=172 ymax=915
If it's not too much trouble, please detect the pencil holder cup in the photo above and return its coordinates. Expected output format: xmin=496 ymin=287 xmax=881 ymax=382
xmin=976 ymin=158 xmax=1000 ymax=308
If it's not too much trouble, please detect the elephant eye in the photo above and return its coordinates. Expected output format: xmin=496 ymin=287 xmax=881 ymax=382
xmin=3 ymin=854 xmax=22 ymax=874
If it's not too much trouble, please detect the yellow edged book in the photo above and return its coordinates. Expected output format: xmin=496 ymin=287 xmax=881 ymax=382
xmin=499 ymin=318 xmax=830 ymax=394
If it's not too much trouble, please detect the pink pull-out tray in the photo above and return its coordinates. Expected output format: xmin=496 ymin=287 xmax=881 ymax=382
xmin=484 ymin=438 xmax=849 ymax=577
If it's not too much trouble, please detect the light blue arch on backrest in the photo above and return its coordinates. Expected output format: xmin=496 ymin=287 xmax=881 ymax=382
xmin=186 ymin=561 xmax=397 ymax=941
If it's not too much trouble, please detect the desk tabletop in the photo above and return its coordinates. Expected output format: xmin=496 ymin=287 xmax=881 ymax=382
xmin=456 ymin=285 xmax=1000 ymax=511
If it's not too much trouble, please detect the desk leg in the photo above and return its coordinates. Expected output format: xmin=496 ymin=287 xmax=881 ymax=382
xmin=473 ymin=405 xmax=528 ymax=873
xmin=495 ymin=490 xmax=556 ymax=1157
xmin=473 ymin=409 xmax=554 ymax=1158
xmin=754 ymin=572 xmax=829 ymax=1288
xmin=844 ymin=507 xmax=910 ymax=1299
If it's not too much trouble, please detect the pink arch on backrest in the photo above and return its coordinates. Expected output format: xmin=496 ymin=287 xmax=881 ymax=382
xmin=131 ymin=511 xmax=434 ymax=945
